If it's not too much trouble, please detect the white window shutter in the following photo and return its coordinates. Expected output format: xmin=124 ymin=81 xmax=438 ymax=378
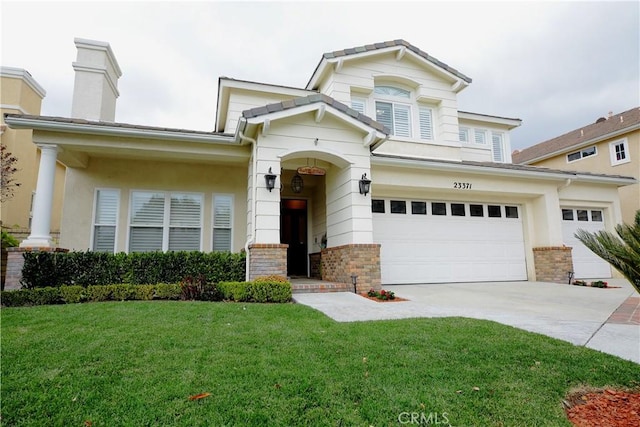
xmin=375 ymin=101 xmax=393 ymax=134
xmin=474 ymin=130 xmax=486 ymax=144
xmin=213 ymin=195 xmax=233 ymax=252
xmin=393 ymin=104 xmax=411 ymax=137
xmin=168 ymin=194 xmax=202 ymax=251
xmin=459 ymin=127 xmax=469 ymax=142
xmin=129 ymin=192 xmax=165 ymax=252
xmin=93 ymin=189 xmax=118 ymax=252
xmin=492 ymin=133 xmax=504 ymax=162
xmin=351 ymin=97 xmax=366 ymax=115
xmin=419 ymin=107 xmax=433 ymax=140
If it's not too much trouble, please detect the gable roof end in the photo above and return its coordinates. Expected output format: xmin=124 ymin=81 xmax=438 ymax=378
xmin=306 ymin=39 xmax=472 ymax=90
xmin=513 ymin=107 xmax=640 ymax=164
xmin=242 ymin=93 xmax=390 ymax=134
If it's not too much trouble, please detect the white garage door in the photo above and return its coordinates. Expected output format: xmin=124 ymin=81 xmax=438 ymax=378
xmin=373 ymin=200 xmax=527 ymax=284
xmin=561 ymin=208 xmax=611 ymax=279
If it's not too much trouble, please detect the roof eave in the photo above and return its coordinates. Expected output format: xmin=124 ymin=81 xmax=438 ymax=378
xmin=5 ymin=115 xmax=238 ymax=145
xmin=518 ymin=124 xmax=640 ymax=164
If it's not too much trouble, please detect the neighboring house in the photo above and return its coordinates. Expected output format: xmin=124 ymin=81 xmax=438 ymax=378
xmin=0 ymin=67 xmax=65 ymax=241
xmin=513 ymin=108 xmax=639 ymax=278
xmin=4 ymin=39 xmax=635 ymax=290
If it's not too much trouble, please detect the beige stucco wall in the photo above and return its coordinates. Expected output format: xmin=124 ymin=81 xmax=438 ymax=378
xmin=530 ymin=130 xmax=639 ymax=224
xmin=0 ymin=72 xmax=66 ymax=236
xmin=60 ymin=158 xmax=248 ymax=253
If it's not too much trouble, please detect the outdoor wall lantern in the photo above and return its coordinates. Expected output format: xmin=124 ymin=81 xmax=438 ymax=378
xmin=265 ymin=167 xmax=277 ymax=192
xmin=359 ymin=173 xmax=372 ymax=196
xmin=351 ymin=274 xmax=358 ymax=293
xmin=291 ymin=173 xmax=304 ymax=194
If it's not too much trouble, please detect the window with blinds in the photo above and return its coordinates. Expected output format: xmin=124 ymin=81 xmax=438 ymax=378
xmin=351 ymin=97 xmax=366 ymax=115
xmin=92 ymin=189 xmax=119 ymax=252
xmin=129 ymin=191 xmax=202 ymax=252
xmin=212 ymin=195 xmax=233 ymax=252
xmin=474 ymin=129 xmax=486 ymax=144
xmin=375 ymin=101 xmax=412 ymax=137
xmin=459 ymin=127 xmax=469 ymax=142
xmin=491 ymin=132 xmax=504 ymax=162
xmin=419 ymin=107 xmax=433 ymax=140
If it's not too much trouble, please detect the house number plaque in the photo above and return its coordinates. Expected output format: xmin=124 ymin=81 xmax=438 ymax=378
xmin=453 ymin=182 xmax=472 ymax=189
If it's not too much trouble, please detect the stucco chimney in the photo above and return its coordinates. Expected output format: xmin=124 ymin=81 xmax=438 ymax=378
xmin=71 ymin=38 xmax=122 ymax=121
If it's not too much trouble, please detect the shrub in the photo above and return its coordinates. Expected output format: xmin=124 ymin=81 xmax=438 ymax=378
xmin=154 ymin=283 xmax=181 ymax=300
xmin=132 ymin=284 xmax=155 ymax=300
xmin=60 ymin=285 xmax=85 ymax=303
xmin=1 ymin=231 xmax=19 ymax=248
xmin=21 ymin=250 xmax=246 ymax=288
xmin=112 ymin=284 xmax=135 ymax=301
xmin=218 ymin=281 xmax=251 ymax=302
xmin=86 ymin=285 xmax=113 ymax=302
xmin=179 ymin=276 xmax=222 ymax=301
xmin=1 ymin=289 xmax=31 ymax=307
xmin=30 ymin=287 xmax=62 ymax=305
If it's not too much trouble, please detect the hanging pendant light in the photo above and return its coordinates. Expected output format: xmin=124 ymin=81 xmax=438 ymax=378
xmin=291 ymin=173 xmax=304 ymax=193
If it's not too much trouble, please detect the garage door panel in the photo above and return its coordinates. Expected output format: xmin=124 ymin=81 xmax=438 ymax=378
xmin=374 ymin=200 xmax=527 ymax=284
xmin=561 ymin=208 xmax=610 ymax=279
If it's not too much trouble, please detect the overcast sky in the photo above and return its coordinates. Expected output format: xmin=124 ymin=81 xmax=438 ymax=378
xmin=2 ymin=1 xmax=639 ymax=151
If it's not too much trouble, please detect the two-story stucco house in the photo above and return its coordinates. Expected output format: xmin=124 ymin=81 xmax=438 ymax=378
xmin=0 ymin=67 xmax=65 ymax=240
xmin=513 ymin=108 xmax=639 ymax=279
xmin=4 ymin=39 xmax=635 ymax=290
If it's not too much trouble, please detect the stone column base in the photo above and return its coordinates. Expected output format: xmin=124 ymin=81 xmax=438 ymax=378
xmin=321 ymin=244 xmax=381 ymax=293
xmin=532 ymin=246 xmax=573 ymax=283
xmin=4 ymin=247 xmax=69 ymax=291
xmin=248 ymin=243 xmax=288 ymax=281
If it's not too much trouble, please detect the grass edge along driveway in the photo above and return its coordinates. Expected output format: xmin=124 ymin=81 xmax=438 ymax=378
xmin=2 ymin=301 xmax=639 ymax=426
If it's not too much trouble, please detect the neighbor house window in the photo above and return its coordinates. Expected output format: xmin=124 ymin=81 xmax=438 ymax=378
xmin=212 ymin=194 xmax=233 ymax=252
xmin=92 ymin=189 xmax=119 ymax=252
xmin=609 ymin=139 xmax=629 ymax=165
xmin=129 ymin=191 xmax=202 ymax=252
xmin=567 ymin=146 xmax=597 ymax=162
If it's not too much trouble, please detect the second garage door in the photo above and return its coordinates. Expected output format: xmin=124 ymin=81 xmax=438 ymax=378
xmin=373 ymin=199 xmax=527 ymax=284
xmin=561 ymin=208 xmax=611 ymax=279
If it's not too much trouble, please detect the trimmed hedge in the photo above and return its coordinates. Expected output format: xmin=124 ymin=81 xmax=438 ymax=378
xmin=1 ymin=279 xmax=292 ymax=307
xmin=20 ymin=251 xmax=246 ymax=288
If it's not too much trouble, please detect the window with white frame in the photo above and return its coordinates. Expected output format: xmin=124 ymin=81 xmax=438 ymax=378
xmin=351 ymin=97 xmax=366 ymax=115
xmin=129 ymin=191 xmax=202 ymax=252
xmin=491 ymin=132 xmax=505 ymax=162
xmin=459 ymin=127 xmax=469 ymax=143
xmin=567 ymin=146 xmax=597 ymax=162
xmin=212 ymin=194 xmax=233 ymax=252
xmin=609 ymin=139 xmax=629 ymax=165
xmin=474 ymin=129 xmax=487 ymax=144
xmin=351 ymin=85 xmax=436 ymax=141
xmin=92 ymin=189 xmax=119 ymax=252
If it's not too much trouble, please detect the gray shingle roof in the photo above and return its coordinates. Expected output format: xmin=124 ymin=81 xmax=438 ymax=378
xmin=242 ymin=93 xmax=390 ymax=134
xmin=309 ymin=39 xmax=472 ymax=86
xmin=3 ymin=113 xmax=233 ymax=136
xmin=372 ymin=152 xmax=636 ymax=181
xmin=513 ymin=107 xmax=640 ymax=164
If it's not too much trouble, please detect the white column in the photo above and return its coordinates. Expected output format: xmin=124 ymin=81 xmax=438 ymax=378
xmin=20 ymin=144 xmax=58 ymax=247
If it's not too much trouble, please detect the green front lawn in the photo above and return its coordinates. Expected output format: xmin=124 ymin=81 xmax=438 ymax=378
xmin=2 ymin=302 xmax=639 ymax=426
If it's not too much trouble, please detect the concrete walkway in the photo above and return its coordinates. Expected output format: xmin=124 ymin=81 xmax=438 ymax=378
xmin=293 ymin=279 xmax=639 ymax=364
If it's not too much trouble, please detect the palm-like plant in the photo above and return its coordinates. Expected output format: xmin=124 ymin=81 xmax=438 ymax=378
xmin=574 ymin=210 xmax=640 ymax=294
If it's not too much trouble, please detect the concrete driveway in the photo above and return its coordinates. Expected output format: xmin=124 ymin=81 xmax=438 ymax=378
xmin=293 ymin=279 xmax=639 ymax=364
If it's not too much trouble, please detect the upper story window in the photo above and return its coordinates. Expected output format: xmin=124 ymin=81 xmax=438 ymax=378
xmin=491 ymin=132 xmax=505 ymax=162
xmin=459 ymin=127 xmax=469 ymax=143
xmin=609 ymin=138 xmax=630 ymax=166
xmin=567 ymin=146 xmax=597 ymax=162
xmin=351 ymin=84 xmax=434 ymax=141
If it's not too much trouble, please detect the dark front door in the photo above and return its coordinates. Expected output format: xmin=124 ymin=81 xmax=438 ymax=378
xmin=280 ymin=199 xmax=308 ymax=276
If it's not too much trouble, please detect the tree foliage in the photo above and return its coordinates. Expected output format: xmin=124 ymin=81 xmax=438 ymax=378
xmin=1 ymin=143 xmax=20 ymax=202
xmin=575 ymin=210 xmax=640 ymax=294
